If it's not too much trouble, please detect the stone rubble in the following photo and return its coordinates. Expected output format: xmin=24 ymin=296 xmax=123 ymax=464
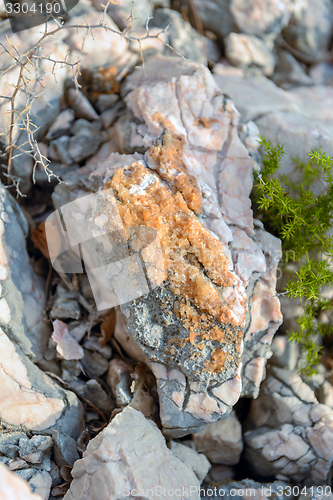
xmin=244 ymin=366 xmax=333 ymax=484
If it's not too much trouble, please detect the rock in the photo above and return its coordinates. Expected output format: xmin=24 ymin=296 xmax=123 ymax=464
xmin=0 ymin=183 xmax=50 ymax=362
xmin=18 ymin=435 xmax=52 ymax=465
xmin=0 ymin=463 xmax=43 ymax=500
xmin=272 ymin=50 xmax=313 ymax=89
xmin=0 ymin=187 xmax=84 ymax=438
xmin=201 ymin=479 xmax=292 ymax=500
xmin=270 ymin=335 xmax=299 ymax=371
xmin=170 ymin=441 xmax=211 ymax=483
xmin=67 ymin=88 xmax=99 ymax=121
xmin=0 ymin=325 xmax=84 ymax=437
xmin=28 ymin=470 xmax=52 ymax=500
xmin=150 ymin=9 xmax=207 ymax=65
xmin=81 ymin=349 xmax=109 ymax=378
xmin=48 ymin=136 xmax=73 ymax=165
xmin=83 ymin=380 xmax=115 ymax=413
xmin=85 ymin=55 xmax=282 ymax=435
xmin=310 ymin=63 xmax=333 ymax=86
xmin=96 ymin=94 xmax=119 ymax=114
xmin=52 ymin=430 xmax=79 ymax=468
xmin=68 ymin=125 xmax=103 ymax=163
xmin=45 ymin=110 xmax=75 ymax=142
xmin=64 ymin=12 xmax=138 ymax=70
xmin=51 ymin=320 xmax=84 ymax=361
xmin=107 ymin=358 xmax=133 ymax=407
xmin=204 ymin=464 xmax=235 ymax=482
xmin=213 ymin=66 xmax=333 ymax=181
xmin=282 ymin=0 xmax=333 ymax=59
xmin=176 ymin=0 xmax=236 ymax=42
xmin=230 ymin=0 xmax=292 ymax=38
xmin=0 ymin=432 xmax=26 ymax=459
xmin=50 ymin=298 xmax=81 ymax=320
xmin=224 ymin=33 xmax=275 ymax=76
xmin=64 ymin=406 xmax=200 ymax=500
xmin=213 ymin=64 xmax=298 ymax=122
xmin=244 ymin=366 xmax=333 ymax=483
xmin=192 ymin=410 xmax=243 ymax=465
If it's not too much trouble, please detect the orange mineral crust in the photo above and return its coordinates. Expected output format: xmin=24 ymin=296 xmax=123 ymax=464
xmin=104 ymin=138 xmax=246 ymax=374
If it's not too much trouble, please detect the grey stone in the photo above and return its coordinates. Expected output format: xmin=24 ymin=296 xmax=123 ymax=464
xmin=52 ymin=430 xmax=79 ymax=467
xmin=68 ymin=127 xmax=103 ymax=162
xmin=83 ymin=379 xmax=115 ymax=413
xmin=50 ymin=298 xmax=81 ymax=320
xmin=225 ymin=33 xmax=275 ymax=76
xmin=107 ymin=358 xmax=133 ymax=407
xmin=192 ymin=411 xmax=243 ymax=465
xmin=176 ymin=0 xmax=235 ymax=42
xmin=0 ymin=184 xmax=50 ymax=362
xmin=19 ymin=435 xmax=52 ymax=465
xmin=272 ymin=50 xmax=313 ymax=89
xmin=170 ymin=441 xmax=211 ymax=483
xmin=96 ymin=94 xmax=119 ymax=114
xmin=0 ymin=432 xmax=26 ymax=459
xmin=282 ymin=0 xmax=333 ymax=59
xmin=230 ymin=0 xmax=292 ymax=38
xmin=46 ymin=110 xmax=75 ymax=141
xmin=244 ymin=366 xmax=333 ymax=483
xmin=81 ymin=349 xmax=109 ymax=378
xmin=270 ymin=335 xmax=299 ymax=371
xmin=67 ymin=88 xmax=99 ymax=121
xmin=48 ymin=136 xmax=73 ymax=165
xmin=201 ymin=480 xmax=292 ymax=500
xmin=150 ymin=9 xmax=207 ymax=65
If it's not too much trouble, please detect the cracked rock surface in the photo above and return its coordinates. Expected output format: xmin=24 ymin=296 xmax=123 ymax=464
xmin=64 ymin=406 xmax=200 ymax=500
xmin=244 ymin=366 xmax=333 ymax=484
xmin=90 ymin=55 xmax=282 ymax=435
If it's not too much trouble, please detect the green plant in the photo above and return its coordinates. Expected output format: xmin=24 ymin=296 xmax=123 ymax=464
xmin=253 ymin=137 xmax=333 ymax=376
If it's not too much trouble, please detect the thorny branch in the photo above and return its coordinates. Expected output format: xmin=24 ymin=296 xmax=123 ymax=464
xmin=0 ymin=7 xmax=174 ymax=194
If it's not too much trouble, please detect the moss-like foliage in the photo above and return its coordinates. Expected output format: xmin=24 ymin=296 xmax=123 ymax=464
xmin=253 ymin=137 xmax=333 ymax=376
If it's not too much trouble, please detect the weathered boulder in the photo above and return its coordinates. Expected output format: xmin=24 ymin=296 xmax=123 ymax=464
xmin=81 ymin=55 xmax=283 ymax=436
xmin=64 ymin=406 xmax=200 ymax=500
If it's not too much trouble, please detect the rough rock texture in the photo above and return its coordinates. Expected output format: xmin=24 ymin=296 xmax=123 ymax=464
xmin=0 ymin=187 xmax=83 ymax=437
xmin=225 ymin=34 xmax=275 ymax=76
xmin=64 ymin=407 xmax=200 ymax=500
xmin=0 ymin=184 xmax=49 ymax=362
xmin=85 ymin=55 xmax=283 ymax=436
xmin=244 ymin=366 xmax=333 ymax=484
xmin=192 ymin=410 xmax=243 ymax=464
xmin=0 ymin=463 xmax=43 ymax=500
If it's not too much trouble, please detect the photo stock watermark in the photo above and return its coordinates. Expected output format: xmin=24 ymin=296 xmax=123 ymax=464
xmin=45 ymin=188 xmax=167 ymax=312
xmin=4 ymin=0 xmax=78 ymax=32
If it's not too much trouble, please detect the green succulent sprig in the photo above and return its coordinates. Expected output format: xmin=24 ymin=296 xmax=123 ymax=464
xmin=253 ymin=137 xmax=333 ymax=376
